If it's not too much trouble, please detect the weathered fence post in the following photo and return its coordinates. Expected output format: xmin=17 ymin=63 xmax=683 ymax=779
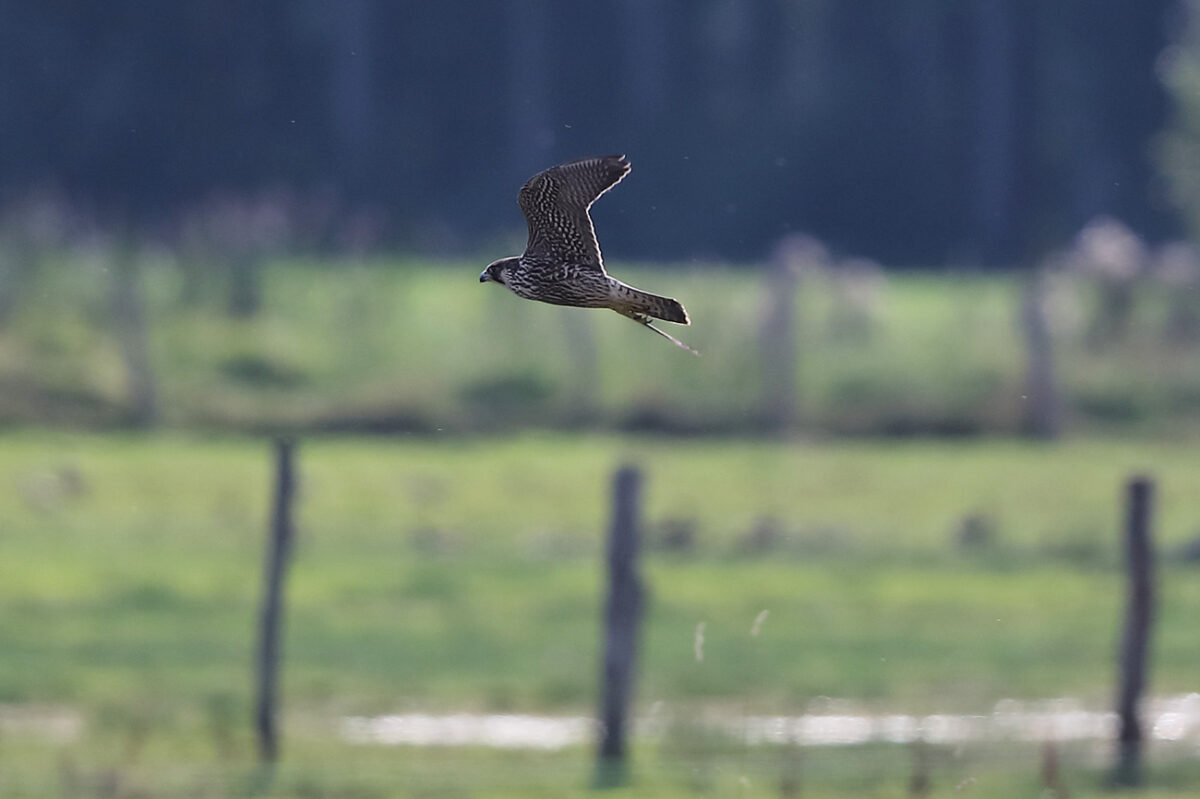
xmin=110 ymin=242 xmax=158 ymax=428
xmin=1112 ymin=475 xmax=1155 ymax=787
xmin=1041 ymin=739 xmax=1069 ymax=799
xmin=255 ymin=439 xmax=297 ymax=767
xmin=1019 ymin=268 xmax=1060 ymax=439
xmin=760 ymin=244 xmax=799 ymax=434
xmin=907 ymin=737 xmax=930 ymax=797
xmin=594 ymin=465 xmax=645 ymax=788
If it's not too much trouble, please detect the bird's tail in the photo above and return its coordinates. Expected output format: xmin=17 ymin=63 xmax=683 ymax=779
xmin=610 ymin=280 xmax=690 ymax=325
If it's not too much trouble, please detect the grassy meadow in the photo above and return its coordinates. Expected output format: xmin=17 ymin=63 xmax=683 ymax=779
xmin=4 ymin=432 xmax=1200 ymax=796
xmin=2 ymin=254 xmax=1199 ymax=436
xmin=3 ymin=252 xmax=1200 ymax=795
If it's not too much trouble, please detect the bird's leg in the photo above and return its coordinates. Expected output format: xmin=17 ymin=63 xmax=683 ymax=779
xmin=624 ymin=312 xmax=699 ymax=355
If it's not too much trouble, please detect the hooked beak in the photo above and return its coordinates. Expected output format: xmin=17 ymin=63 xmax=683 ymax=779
xmin=479 ymin=270 xmax=491 ymax=283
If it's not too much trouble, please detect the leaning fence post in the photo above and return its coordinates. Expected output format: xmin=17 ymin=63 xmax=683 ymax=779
xmin=255 ymin=438 xmax=297 ymax=767
xmin=1112 ymin=475 xmax=1155 ymax=787
xmin=594 ymin=465 xmax=645 ymax=788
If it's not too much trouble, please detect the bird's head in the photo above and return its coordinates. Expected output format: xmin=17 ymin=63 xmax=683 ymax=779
xmin=479 ymin=257 xmax=518 ymax=286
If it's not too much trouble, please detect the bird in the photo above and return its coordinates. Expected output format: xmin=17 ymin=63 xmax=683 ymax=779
xmin=480 ymin=154 xmax=696 ymax=354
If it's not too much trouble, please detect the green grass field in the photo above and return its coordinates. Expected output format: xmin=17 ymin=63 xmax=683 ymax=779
xmin=4 ymin=432 xmax=1200 ymax=796
xmin=3 ymin=249 xmax=1199 ymax=795
xmin=3 ymin=255 xmax=1200 ymax=436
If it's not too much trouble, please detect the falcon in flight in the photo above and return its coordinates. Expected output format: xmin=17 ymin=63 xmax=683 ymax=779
xmin=480 ymin=155 xmax=695 ymax=353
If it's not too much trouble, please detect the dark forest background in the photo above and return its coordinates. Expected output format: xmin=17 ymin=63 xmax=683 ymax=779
xmin=0 ymin=1 xmax=1181 ymax=266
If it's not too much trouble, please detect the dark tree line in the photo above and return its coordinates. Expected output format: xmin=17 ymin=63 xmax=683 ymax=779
xmin=0 ymin=1 xmax=1178 ymax=265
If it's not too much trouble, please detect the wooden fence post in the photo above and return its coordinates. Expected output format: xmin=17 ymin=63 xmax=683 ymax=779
xmin=110 ymin=242 xmax=158 ymax=428
xmin=1112 ymin=475 xmax=1155 ymax=787
xmin=908 ymin=737 xmax=930 ymax=797
xmin=594 ymin=465 xmax=645 ymax=788
xmin=1041 ymin=739 xmax=1069 ymax=799
xmin=255 ymin=439 xmax=297 ymax=767
xmin=1019 ymin=268 xmax=1061 ymax=439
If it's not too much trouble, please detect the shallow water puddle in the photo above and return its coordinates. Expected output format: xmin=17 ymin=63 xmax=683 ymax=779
xmin=341 ymin=694 xmax=1200 ymax=750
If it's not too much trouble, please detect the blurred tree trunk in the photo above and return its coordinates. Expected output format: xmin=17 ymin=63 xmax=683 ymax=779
xmin=507 ymin=1 xmax=552 ymax=173
xmin=175 ymin=224 xmax=211 ymax=308
xmin=227 ymin=253 xmax=263 ymax=318
xmin=972 ymin=0 xmax=1037 ymax=265
xmin=1159 ymin=0 xmax=1200 ymax=240
xmin=777 ymin=0 xmax=832 ymax=113
xmin=331 ymin=0 xmax=373 ymax=184
xmin=621 ymin=0 xmax=668 ymax=116
xmin=898 ymin=5 xmax=945 ymax=124
xmin=0 ymin=233 xmax=34 ymax=329
xmin=110 ymin=243 xmax=158 ymax=428
xmin=702 ymin=0 xmax=753 ymax=126
xmin=1018 ymin=269 xmax=1060 ymax=439
xmin=760 ymin=248 xmax=800 ymax=435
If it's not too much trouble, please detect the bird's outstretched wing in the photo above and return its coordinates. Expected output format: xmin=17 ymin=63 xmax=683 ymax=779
xmin=518 ymin=154 xmax=630 ymax=271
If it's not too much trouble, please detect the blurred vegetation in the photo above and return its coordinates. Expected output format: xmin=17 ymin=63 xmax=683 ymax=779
xmin=1 ymin=246 xmax=1198 ymax=438
xmin=1159 ymin=1 xmax=1200 ymax=237
xmin=3 ymin=433 xmax=1200 ymax=795
xmin=7 ymin=738 xmax=1200 ymax=798
xmin=11 ymin=434 xmax=1200 ymax=711
xmin=0 ymin=3 xmax=1174 ymax=264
